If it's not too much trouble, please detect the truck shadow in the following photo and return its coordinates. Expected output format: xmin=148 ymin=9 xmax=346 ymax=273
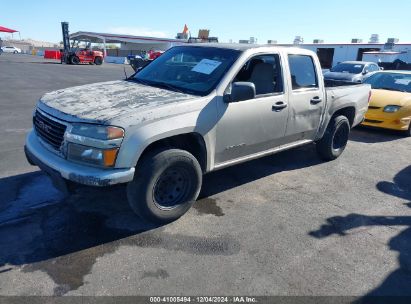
xmin=349 ymin=126 xmax=405 ymax=143
xmin=200 ymin=143 xmax=322 ymax=198
xmin=0 ymin=172 xmax=161 ymax=294
xmin=0 ymin=172 xmax=158 ymax=268
xmin=0 ymin=144 xmax=322 ymax=265
xmin=0 ymin=143 xmax=322 ymax=294
xmin=309 ymin=165 xmax=411 ymax=298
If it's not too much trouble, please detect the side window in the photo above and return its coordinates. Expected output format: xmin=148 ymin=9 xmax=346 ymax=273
xmin=233 ymin=54 xmax=283 ymax=96
xmin=288 ymin=55 xmax=318 ymax=90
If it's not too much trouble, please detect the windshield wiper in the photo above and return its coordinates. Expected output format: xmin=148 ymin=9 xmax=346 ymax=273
xmin=150 ymin=81 xmax=186 ymax=94
xmin=130 ymin=78 xmax=151 ymax=86
xmin=130 ymin=78 xmax=198 ymax=95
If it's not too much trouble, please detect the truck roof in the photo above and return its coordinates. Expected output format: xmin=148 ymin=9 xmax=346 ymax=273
xmin=185 ymin=43 xmax=310 ymax=54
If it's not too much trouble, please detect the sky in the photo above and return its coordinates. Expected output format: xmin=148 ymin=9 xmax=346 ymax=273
xmin=1 ymin=0 xmax=411 ymax=44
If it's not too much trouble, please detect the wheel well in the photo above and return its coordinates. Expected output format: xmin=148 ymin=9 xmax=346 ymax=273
xmin=332 ymin=107 xmax=355 ymax=126
xmin=137 ymin=133 xmax=207 ymax=172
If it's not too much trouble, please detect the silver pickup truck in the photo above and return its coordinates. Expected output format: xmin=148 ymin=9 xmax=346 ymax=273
xmin=25 ymin=44 xmax=371 ymax=223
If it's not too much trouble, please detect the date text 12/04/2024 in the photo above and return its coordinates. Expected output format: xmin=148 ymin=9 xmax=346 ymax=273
xmin=149 ymin=296 xmax=257 ymax=303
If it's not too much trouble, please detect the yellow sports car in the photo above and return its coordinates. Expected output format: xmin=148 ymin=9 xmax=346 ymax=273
xmin=362 ymin=70 xmax=411 ymax=136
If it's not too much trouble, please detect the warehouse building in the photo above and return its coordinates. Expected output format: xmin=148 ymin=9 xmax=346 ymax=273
xmin=277 ymin=36 xmax=411 ymax=68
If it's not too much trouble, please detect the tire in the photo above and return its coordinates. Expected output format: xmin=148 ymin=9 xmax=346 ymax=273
xmin=405 ymin=123 xmax=411 ymax=137
xmin=316 ymin=115 xmax=350 ymax=161
xmin=127 ymin=149 xmax=202 ymax=223
xmin=13 ymin=51 xmax=17 ymax=54
xmin=70 ymin=56 xmax=80 ymax=64
xmin=94 ymin=57 xmax=103 ymax=65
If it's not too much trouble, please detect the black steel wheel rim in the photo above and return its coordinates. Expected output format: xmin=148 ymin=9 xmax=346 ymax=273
xmin=332 ymin=124 xmax=349 ymax=150
xmin=153 ymin=166 xmax=192 ymax=210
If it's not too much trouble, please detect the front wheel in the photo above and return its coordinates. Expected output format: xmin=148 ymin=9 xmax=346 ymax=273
xmin=70 ymin=56 xmax=80 ymax=64
xmin=127 ymin=149 xmax=202 ymax=223
xmin=316 ymin=115 xmax=350 ymax=161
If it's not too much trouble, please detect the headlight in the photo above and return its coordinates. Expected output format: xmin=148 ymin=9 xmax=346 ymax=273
xmin=67 ymin=143 xmax=119 ymax=167
xmin=70 ymin=124 xmax=124 ymax=140
xmin=383 ymin=105 xmax=401 ymax=113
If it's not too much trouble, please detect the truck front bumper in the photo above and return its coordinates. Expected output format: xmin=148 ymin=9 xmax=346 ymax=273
xmin=25 ymin=130 xmax=135 ymax=192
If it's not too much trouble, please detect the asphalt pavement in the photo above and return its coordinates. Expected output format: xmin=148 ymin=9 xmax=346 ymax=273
xmin=0 ymin=53 xmax=411 ymax=297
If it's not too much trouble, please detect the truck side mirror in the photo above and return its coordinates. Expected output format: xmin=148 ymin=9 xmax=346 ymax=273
xmin=225 ymin=82 xmax=256 ymax=103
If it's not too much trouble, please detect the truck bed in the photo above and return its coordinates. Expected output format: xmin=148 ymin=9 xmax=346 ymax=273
xmin=314 ymin=81 xmax=371 ymax=141
xmin=324 ymin=79 xmax=363 ymax=88
xmin=325 ymin=78 xmax=370 ymax=126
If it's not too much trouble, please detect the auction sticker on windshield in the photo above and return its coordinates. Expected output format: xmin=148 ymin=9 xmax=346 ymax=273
xmin=192 ymin=59 xmax=222 ymax=74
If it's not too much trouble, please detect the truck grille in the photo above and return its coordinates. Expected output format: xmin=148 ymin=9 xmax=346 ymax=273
xmin=33 ymin=110 xmax=67 ymax=150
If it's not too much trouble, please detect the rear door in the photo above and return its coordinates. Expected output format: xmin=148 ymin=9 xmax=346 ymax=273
xmin=284 ymin=54 xmax=325 ymax=141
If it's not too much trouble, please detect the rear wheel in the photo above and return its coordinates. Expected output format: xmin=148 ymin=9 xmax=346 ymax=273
xmin=127 ymin=149 xmax=202 ymax=223
xmin=405 ymin=123 xmax=411 ymax=137
xmin=316 ymin=115 xmax=350 ymax=161
xmin=70 ymin=56 xmax=80 ymax=64
xmin=94 ymin=57 xmax=103 ymax=65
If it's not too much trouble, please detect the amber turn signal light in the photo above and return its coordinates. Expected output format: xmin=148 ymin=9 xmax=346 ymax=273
xmin=103 ymin=148 xmax=119 ymax=167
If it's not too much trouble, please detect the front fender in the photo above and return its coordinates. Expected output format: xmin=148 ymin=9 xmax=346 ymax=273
xmin=115 ymin=98 xmax=219 ymax=171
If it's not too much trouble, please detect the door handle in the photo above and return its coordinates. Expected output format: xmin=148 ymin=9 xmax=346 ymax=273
xmin=272 ymin=101 xmax=288 ymax=111
xmin=310 ymin=96 xmax=322 ymax=105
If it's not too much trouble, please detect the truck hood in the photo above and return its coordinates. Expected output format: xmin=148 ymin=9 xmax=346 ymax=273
xmin=324 ymin=72 xmax=358 ymax=82
xmin=369 ymin=89 xmax=411 ymax=107
xmin=39 ymin=80 xmax=197 ymax=123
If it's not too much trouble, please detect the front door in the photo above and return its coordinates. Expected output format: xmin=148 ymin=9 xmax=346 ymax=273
xmin=215 ymin=54 xmax=289 ymax=164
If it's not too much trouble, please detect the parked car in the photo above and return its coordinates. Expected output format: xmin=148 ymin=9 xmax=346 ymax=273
xmin=324 ymin=61 xmax=381 ymax=83
xmin=1 ymin=46 xmax=22 ymax=54
xmin=25 ymin=44 xmax=371 ymax=223
xmin=362 ymin=71 xmax=411 ymax=136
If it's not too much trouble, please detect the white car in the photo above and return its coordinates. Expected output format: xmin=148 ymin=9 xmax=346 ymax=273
xmin=1 ymin=46 xmax=22 ymax=54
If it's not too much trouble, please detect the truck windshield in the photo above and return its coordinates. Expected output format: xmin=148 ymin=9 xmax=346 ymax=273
xmin=364 ymin=72 xmax=411 ymax=93
xmin=331 ymin=63 xmax=364 ymax=74
xmin=133 ymin=46 xmax=241 ymax=96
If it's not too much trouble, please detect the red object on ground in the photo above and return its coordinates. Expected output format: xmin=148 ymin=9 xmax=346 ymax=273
xmin=0 ymin=26 xmax=18 ymax=33
xmin=44 ymin=50 xmax=61 ymax=60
